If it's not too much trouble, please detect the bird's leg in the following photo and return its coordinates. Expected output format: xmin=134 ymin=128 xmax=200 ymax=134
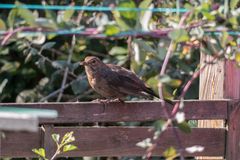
xmin=92 ymin=98 xmax=111 ymax=114
xmin=110 ymin=98 xmax=125 ymax=103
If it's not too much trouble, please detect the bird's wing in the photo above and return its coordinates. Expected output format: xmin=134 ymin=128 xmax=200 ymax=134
xmin=106 ymin=64 xmax=152 ymax=96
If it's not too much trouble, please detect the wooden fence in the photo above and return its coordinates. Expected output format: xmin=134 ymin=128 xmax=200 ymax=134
xmin=0 ymin=100 xmax=239 ymax=159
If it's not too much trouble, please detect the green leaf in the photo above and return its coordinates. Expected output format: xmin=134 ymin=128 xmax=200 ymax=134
xmin=139 ymin=0 xmax=152 ymax=9
xmin=15 ymin=1 xmax=36 ymax=26
xmin=163 ymin=147 xmax=178 ymax=160
xmin=42 ymin=42 xmax=56 ymax=50
xmin=153 ymin=120 xmax=166 ymax=131
xmin=61 ymin=131 xmax=75 ymax=145
xmin=160 ymin=75 xmax=171 ymax=84
xmin=112 ymin=11 xmax=131 ymax=31
xmin=63 ymin=9 xmax=75 ymax=22
xmin=104 ymin=25 xmax=120 ymax=36
xmin=134 ymin=39 xmax=156 ymax=54
xmin=32 ymin=148 xmax=46 ymax=158
xmin=0 ymin=19 xmax=6 ymax=30
xmin=7 ymin=8 xmax=18 ymax=28
xmin=139 ymin=0 xmax=152 ymax=17
xmin=63 ymin=144 xmax=78 ymax=152
xmin=118 ymin=0 xmax=137 ymax=19
xmin=109 ymin=47 xmax=128 ymax=55
xmin=52 ymin=134 xmax=60 ymax=144
xmin=177 ymin=121 xmax=191 ymax=133
xmin=168 ymin=79 xmax=182 ymax=88
xmin=202 ymin=12 xmax=215 ymax=20
xmin=230 ymin=0 xmax=239 ymax=10
xmin=168 ymin=29 xmax=189 ymax=42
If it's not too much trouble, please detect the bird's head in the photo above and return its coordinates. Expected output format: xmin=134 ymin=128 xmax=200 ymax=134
xmin=80 ymin=56 xmax=105 ymax=71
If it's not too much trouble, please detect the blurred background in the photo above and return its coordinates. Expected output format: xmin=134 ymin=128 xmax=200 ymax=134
xmin=0 ymin=0 xmax=238 ymax=104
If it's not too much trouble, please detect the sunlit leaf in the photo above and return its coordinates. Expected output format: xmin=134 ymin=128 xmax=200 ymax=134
xmin=63 ymin=9 xmax=75 ymax=22
xmin=230 ymin=0 xmax=239 ymax=10
xmin=160 ymin=75 xmax=172 ymax=84
xmin=52 ymin=134 xmax=60 ymax=143
xmin=32 ymin=148 xmax=46 ymax=158
xmin=235 ymin=52 xmax=240 ymax=66
xmin=168 ymin=79 xmax=182 ymax=88
xmin=112 ymin=11 xmax=131 ymax=31
xmin=0 ymin=19 xmax=6 ymax=30
xmin=104 ymin=25 xmax=120 ymax=36
xmin=163 ymin=147 xmax=178 ymax=160
xmin=109 ymin=46 xmax=128 ymax=55
xmin=168 ymin=29 xmax=189 ymax=42
xmin=61 ymin=131 xmax=75 ymax=144
xmin=7 ymin=8 xmax=18 ymax=28
xmin=118 ymin=0 xmax=137 ymax=19
xmin=177 ymin=121 xmax=191 ymax=133
xmin=15 ymin=1 xmax=36 ymax=26
xmin=63 ymin=144 xmax=78 ymax=152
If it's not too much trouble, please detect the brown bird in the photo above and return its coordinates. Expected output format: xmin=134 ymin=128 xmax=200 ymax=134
xmin=80 ymin=56 xmax=168 ymax=102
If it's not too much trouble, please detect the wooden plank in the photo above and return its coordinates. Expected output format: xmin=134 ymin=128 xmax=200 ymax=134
xmin=225 ymin=60 xmax=240 ymax=160
xmin=0 ymin=129 xmax=41 ymax=157
xmin=0 ymin=100 xmax=228 ymax=124
xmin=0 ymin=127 xmax=226 ymax=157
xmin=197 ymin=50 xmax=225 ymax=159
xmin=227 ymin=103 xmax=240 ymax=160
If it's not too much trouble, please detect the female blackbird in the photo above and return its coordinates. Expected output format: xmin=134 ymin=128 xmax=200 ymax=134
xmin=80 ymin=56 xmax=163 ymax=102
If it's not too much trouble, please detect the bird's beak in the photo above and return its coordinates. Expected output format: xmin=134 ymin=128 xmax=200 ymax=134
xmin=79 ymin=61 xmax=86 ymax=66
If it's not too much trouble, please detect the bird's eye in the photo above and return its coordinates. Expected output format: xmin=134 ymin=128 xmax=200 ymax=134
xmin=91 ymin=60 xmax=96 ymax=64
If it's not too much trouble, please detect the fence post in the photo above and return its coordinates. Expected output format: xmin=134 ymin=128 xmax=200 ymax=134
xmin=197 ymin=49 xmax=225 ymax=159
xmin=225 ymin=60 xmax=240 ymax=160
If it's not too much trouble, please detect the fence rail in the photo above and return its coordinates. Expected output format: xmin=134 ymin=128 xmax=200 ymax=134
xmin=0 ymin=100 xmax=237 ymax=158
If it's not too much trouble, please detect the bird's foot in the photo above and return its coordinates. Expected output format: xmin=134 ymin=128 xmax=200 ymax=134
xmin=92 ymin=98 xmax=111 ymax=104
xmin=111 ymin=98 xmax=125 ymax=103
xmin=92 ymin=98 xmax=124 ymax=103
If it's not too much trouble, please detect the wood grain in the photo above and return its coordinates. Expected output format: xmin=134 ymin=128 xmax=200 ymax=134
xmin=197 ymin=52 xmax=225 ymax=159
xmin=0 ymin=100 xmax=228 ymax=124
xmin=0 ymin=129 xmax=41 ymax=157
xmin=0 ymin=127 xmax=226 ymax=158
xmin=225 ymin=61 xmax=240 ymax=160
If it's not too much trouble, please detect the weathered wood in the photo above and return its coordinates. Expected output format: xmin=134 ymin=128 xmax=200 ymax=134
xmin=198 ymin=51 xmax=225 ymax=159
xmin=0 ymin=100 xmax=228 ymax=124
xmin=227 ymin=103 xmax=240 ymax=160
xmin=0 ymin=127 xmax=226 ymax=157
xmin=225 ymin=61 xmax=240 ymax=160
xmin=0 ymin=129 xmax=41 ymax=157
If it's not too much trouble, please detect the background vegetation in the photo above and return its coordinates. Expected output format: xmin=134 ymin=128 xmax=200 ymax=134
xmin=0 ymin=0 xmax=239 ymax=103
xmin=0 ymin=0 xmax=239 ymax=159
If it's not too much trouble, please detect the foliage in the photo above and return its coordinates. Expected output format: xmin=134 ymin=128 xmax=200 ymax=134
xmin=32 ymin=131 xmax=78 ymax=160
xmin=0 ymin=0 xmax=239 ymax=158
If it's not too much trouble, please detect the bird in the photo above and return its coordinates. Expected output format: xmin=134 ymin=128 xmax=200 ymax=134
xmin=80 ymin=56 xmax=172 ymax=104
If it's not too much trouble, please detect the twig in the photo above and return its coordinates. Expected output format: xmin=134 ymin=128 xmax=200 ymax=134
xmin=171 ymin=53 xmax=221 ymax=116
xmin=0 ymin=20 xmax=207 ymax=45
xmin=40 ymin=75 xmax=86 ymax=102
xmin=151 ymin=11 xmax=193 ymax=160
xmin=57 ymin=35 xmax=76 ymax=102
xmin=76 ymin=0 xmax=88 ymax=25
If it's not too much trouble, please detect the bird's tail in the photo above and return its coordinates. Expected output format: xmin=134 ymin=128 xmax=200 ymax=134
xmin=145 ymin=87 xmax=174 ymax=105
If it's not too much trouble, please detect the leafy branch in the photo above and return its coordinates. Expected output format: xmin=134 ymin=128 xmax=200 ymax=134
xmin=32 ymin=131 xmax=78 ymax=160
